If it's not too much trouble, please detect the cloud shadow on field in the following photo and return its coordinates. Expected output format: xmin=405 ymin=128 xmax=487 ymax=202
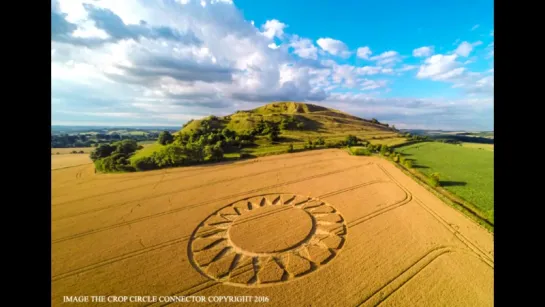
xmin=440 ymin=181 xmax=467 ymax=187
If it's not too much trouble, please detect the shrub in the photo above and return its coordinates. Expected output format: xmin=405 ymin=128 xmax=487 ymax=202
xmin=287 ymin=143 xmax=294 ymax=153
xmin=296 ymin=122 xmax=305 ymax=129
xmin=429 ymin=172 xmax=441 ymax=187
xmin=399 ymin=156 xmax=406 ymax=164
xmin=158 ymin=131 xmax=174 ymax=145
xmin=392 ymin=154 xmax=399 ymax=162
xmin=345 ymin=135 xmax=358 ymax=146
xmin=404 ymin=159 xmax=413 ymax=168
xmin=79 ymin=150 xmax=85 ymax=154
xmin=316 ymin=137 xmax=325 ymax=146
xmin=380 ymin=144 xmax=390 ymax=155
xmin=132 ymin=156 xmax=158 ymax=171
xmin=56 ymin=152 xmax=60 ymax=155
xmin=352 ymin=148 xmax=371 ymax=156
xmin=137 ymin=145 xmax=144 ymax=150
xmin=71 ymin=150 xmax=77 ymax=154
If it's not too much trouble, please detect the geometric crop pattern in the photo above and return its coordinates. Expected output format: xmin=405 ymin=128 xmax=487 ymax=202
xmin=188 ymin=194 xmax=347 ymax=287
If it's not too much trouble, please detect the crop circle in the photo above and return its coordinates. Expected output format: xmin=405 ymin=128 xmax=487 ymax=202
xmin=188 ymin=193 xmax=347 ymax=287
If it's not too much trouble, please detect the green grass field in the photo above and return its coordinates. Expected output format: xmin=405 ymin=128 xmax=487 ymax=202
xmin=461 ymin=142 xmax=494 ymax=151
xmin=130 ymin=143 xmax=162 ymax=162
xmin=395 ymin=142 xmax=494 ymax=223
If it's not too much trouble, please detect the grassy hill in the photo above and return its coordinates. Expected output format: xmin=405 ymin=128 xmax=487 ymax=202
xmin=180 ymin=102 xmax=403 ymax=144
xmin=127 ymin=101 xmax=408 ymax=165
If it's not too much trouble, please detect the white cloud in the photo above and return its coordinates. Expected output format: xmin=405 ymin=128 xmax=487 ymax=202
xmin=471 ymin=24 xmax=480 ymax=31
xmin=361 ymin=79 xmax=387 ymax=90
xmin=261 ymin=19 xmax=287 ymax=39
xmin=397 ymin=64 xmax=417 ymax=72
xmin=417 ymin=54 xmax=464 ymax=80
xmin=412 ymin=46 xmax=433 ymax=57
xmin=369 ymin=50 xmax=400 ymax=66
xmin=455 ymin=41 xmax=480 ymax=57
xmin=356 ymin=46 xmax=372 ymax=59
xmin=316 ymin=38 xmax=351 ymax=58
xmin=51 ymin=0 xmax=492 ymax=130
xmin=290 ymin=35 xmax=318 ymax=60
xmin=356 ymin=66 xmax=382 ymax=75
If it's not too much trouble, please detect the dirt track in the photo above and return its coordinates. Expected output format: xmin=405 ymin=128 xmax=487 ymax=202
xmin=52 ymin=149 xmax=493 ymax=306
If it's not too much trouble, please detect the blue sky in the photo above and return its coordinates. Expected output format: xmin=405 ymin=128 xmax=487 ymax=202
xmin=51 ymin=0 xmax=494 ymax=130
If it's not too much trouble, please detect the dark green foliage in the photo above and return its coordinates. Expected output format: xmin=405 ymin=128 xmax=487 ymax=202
xmin=132 ymin=156 xmax=158 ymax=171
xmin=158 ymin=131 xmax=174 ymax=145
xmin=94 ymin=152 xmax=135 ymax=172
xmin=287 ymin=144 xmax=294 ymax=153
xmin=316 ymin=137 xmax=325 ymax=146
xmin=204 ymin=144 xmax=224 ymax=162
xmin=380 ymin=144 xmax=390 ymax=155
xmin=296 ymin=122 xmax=305 ymax=129
xmin=114 ymin=139 xmax=138 ymax=155
xmin=307 ymin=138 xmax=313 ymax=146
xmin=345 ymin=135 xmax=358 ymax=146
xmin=90 ymin=144 xmax=115 ymax=161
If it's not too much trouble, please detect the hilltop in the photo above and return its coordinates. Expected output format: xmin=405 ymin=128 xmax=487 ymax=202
xmin=181 ymin=102 xmax=400 ymax=142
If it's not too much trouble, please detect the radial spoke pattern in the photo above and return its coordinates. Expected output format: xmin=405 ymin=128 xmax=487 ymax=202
xmin=188 ymin=194 xmax=347 ymax=287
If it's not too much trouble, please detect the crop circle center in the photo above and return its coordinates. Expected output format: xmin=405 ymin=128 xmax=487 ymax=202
xmin=228 ymin=206 xmax=314 ymax=254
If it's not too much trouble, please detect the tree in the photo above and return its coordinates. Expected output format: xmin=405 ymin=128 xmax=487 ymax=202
xmin=316 ymin=137 xmax=325 ymax=146
xmin=296 ymin=122 xmax=305 ymax=129
xmin=345 ymin=135 xmax=358 ymax=147
xmin=158 ymin=131 xmax=174 ymax=145
xmin=380 ymin=144 xmax=390 ymax=155
xmin=221 ymin=128 xmax=235 ymax=140
xmin=204 ymin=144 xmax=224 ymax=162
xmin=90 ymin=144 xmax=115 ymax=161
xmin=114 ymin=139 xmax=138 ymax=155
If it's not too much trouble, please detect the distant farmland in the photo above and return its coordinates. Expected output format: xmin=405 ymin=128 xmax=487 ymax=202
xmin=395 ymin=142 xmax=493 ymax=223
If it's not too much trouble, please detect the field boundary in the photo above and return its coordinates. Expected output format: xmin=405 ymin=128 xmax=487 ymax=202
xmin=384 ymin=157 xmax=493 ymax=232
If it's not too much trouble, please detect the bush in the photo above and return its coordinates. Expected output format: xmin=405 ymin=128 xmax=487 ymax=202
xmin=158 ymin=131 xmax=174 ymax=145
xmin=404 ymin=160 xmax=413 ymax=168
xmin=380 ymin=144 xmax=390 ymax=155
xmin=429 ymin=172 xmax=441 ymax=187
xmin=296 ymin=122 xmax=305 ymax=129
xmin=352 ymin=148 xmax=371 ymax=156
xmin=287 ymin=144 xmax=294 ymax=153
xmin=137 ymin=145 xmax=144 ymax=150
xmin=316 ymin=137 xmax=325 ymax=146
xmin=345 ymin=135 xmax=358 ymax=146
xmin=132 ymin=156 xmax=158 ymax=171
xmin=56 ymin=152 xmax=60 ymax=155
xmin=79 ymin=150 xmax=84 ymax=154
xmin=71 ymin=150 xmax=77 ymax=154
xmin=392 ymin=154 xmax=400 ymax=163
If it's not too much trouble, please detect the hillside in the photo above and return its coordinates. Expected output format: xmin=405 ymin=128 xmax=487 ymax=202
xmin=123 ymin=102 xmax=407 ymax=167
xmin=181 ymin=102 xmax=401 ymax=142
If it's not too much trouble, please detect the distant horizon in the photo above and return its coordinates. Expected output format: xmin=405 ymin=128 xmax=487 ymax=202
xmin=52 ymin=0 xmax=493 ymax=131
